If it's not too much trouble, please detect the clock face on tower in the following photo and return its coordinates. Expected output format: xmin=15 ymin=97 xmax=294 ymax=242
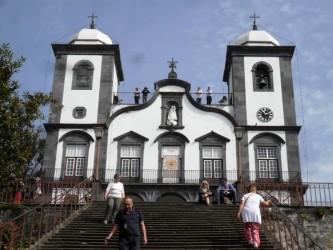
xmin=257 ymin=107 xmax=274 ymax=122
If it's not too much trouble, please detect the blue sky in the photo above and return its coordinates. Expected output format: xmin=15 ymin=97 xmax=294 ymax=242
xmin=1 ymin=0 xmax=332 ymax=182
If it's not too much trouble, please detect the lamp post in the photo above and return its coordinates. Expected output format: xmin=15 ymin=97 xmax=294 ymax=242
xmin=94 ymin=127 xmax=104 ymax=181
xmin=92 ymin=127 xmax=104 ymax=202
xmin=234 ymin=127 xmax=244 ymax=182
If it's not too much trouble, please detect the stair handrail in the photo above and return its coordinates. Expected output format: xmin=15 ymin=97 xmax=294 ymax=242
xmin=261 ymin=203 xmax=324 ymax=250
xmin=0 ymin=177 xmax=93 ymax=250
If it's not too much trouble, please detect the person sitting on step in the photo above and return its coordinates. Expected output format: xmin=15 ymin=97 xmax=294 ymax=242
xmin=217 ymin=177 xmax=237 ymax=204
xmin=199 ymin=180 xmax=213 ymax=206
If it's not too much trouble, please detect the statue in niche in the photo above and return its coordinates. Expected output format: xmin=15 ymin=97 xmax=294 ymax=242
xmin=166 ymin=105 xmax=177 ymax=126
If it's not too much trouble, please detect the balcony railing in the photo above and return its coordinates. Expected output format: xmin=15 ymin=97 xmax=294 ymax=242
xmin=1 ymin=169 xmax=333 ymax=207
xmin=112 ymin=92 xmax=233 ymax=106
xmin=41 ymin=168 xmax=301 ymax=184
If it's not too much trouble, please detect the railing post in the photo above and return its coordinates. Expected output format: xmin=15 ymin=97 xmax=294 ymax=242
xmin=91 ymin=180 xmax=101 ymax=201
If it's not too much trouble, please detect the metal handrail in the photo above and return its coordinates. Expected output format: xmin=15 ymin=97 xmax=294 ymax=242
xmin=0 ymin=178 xmax=93 ymax=250
xmin=261 ymin=203 xmax=324 ymax=249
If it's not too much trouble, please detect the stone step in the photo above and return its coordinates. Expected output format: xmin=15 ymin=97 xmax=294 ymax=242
xmin=36 ymin=202 xmax=276 ymax=249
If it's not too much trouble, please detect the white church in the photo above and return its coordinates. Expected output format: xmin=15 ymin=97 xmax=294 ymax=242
xmin=43 ymin=17 xmax=302 ymax=202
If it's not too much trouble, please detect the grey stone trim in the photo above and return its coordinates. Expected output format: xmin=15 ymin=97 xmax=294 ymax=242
xmin=280 ymin=57 xmax=297 ymax=126
xmin=43 ymin=128 xmax=59 ymax=179
xmin=160 ymin=92 xmax=184 ymax=130
xmin=48 ymin=54 xmax=67 ymax=124
xmin=285 ymin=131 xmax=301 ymax=175
xmin=115 ymin=132 xmax=146 ymax=178
xmin=232 ymin=56 xmax=247 ymax=125
xmin=251 ymin=133 xmax=283 ymax=182
xmin=251 ymin=61 xmax=274 ymax=92
xmin=196 ymin=133 xmax=229 ymax=179
xmin=52 ymin=43 xmax=124 ymax=81
xmin=97 ymin=56 xmax=114 ymax=123
xmin=156 ymin=133 xmax=188 ymax=183
xmin=71 ymin=60 xmax=94 ymax=90
xmin=72 ymin=107 xmax=87 ymax=119
xmin=223 ymin=45 xmax=295 ymax=82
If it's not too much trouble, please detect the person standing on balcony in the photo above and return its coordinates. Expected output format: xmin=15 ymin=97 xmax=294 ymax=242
xmin=206 ymin=86 xmax=212 ymax=105
xmin=217 ymin=177 xmax=237 ymax=204
xmin=103 ymin=174 xmax=125 ymax=225
xmin=105 ymin=196 xmax=148 ymax=249
xmin=199 ymin=180 xmax=213 ymax=206
xmin=134 ymin=87 xmax=140 ymax=104
xmin=141 ymin=87 xmax=150 ymax=104
xmin=195 ymin=87 xmax=202 ymax=104
xmin=237 ymin=183 xmax=271 ymax=249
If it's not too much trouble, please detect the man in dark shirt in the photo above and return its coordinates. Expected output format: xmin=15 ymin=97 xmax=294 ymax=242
xmin=105 ymin=196 xmax=147 ymax=249
xmin=141 ymin=87 xmax=150 ymax=104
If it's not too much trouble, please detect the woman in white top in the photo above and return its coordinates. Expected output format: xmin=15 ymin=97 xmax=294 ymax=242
xmin=237 ymin=183 xmax=270 ymax=248
xmin=103 ymin=174 xmax=125 ymax=224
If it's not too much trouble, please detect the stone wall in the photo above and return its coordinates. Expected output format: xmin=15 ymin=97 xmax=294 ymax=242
xmin=281 ymin=206 xmax=333 ymax=249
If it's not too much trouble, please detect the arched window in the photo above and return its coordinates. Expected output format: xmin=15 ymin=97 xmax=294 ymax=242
xmin=252 ymin=62 xmax=273 ymax=91
xmin=59 ymin=131 xmax=94 ymax=180
xmin=72 ymin=60 xmax=94 ymax=90
xmin=250 ymin=133 xmax=285 ymax=181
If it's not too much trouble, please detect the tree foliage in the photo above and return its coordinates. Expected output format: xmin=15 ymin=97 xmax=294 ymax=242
xmin=0 ymin=43 xmax=58 ymax=182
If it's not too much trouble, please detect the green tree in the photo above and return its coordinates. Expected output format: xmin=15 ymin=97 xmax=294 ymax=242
xmin=0 ymin=43 xmax=58 ymax=183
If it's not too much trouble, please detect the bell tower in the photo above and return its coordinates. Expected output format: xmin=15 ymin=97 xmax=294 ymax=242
xmin=43 ymin=17 xmax=123 ymax=180
xmin=223 ymin=16 xmax=301 ymax=182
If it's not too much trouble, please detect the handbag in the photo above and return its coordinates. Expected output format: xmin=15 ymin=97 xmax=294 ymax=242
xmin=240 ymin=193 xmax=254 ymax=214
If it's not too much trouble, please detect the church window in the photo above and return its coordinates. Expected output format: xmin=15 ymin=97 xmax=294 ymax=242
xmin=114 ymin=131 xmax=148 ymax=181
xmin=72 ymin=60 xmax=94 ymax=90
xmin=73 ymin=107 xmax=86 ymax=119
xmin=250 ymin=132 xmax=284 ymax=181
xmin=120 ymin=146 xmax=141 ymax=177
xmin=65 ymin=145 xmax=86 ymax=177
xmin=257 ymin=146 xmax=278 ymax=179
xmin=196 ymin=132 xmax=229 ymax=181
xmin=252 ymin=62 xmax=273 ymax=91
xmin=203 ymin=147 xmax=223 ymax=179
xmin=59 ymin=130 xmax=93 ymax=181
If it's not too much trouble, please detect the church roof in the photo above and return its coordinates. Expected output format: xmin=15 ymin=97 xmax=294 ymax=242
xmin=68 ymin=28 xmax=113 ymax=45
xmin=233 ymin=29 xmax=280 ymax=46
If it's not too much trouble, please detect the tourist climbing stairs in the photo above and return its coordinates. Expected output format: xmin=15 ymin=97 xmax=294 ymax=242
xmin=35 ymin=201 xmax=276 ymax=249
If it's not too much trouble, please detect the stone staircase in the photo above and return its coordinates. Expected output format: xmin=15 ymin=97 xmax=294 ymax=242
xmin=36 ymin=201 xmax=276 ymax=249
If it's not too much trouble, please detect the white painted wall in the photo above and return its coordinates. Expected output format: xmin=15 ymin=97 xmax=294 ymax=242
xmin=244 ymin=57 xmax=284 ymax=126
xmin=106 ymin=85 xmax=237 ymax=174
xmin=60 ymin=55 xmax=103 ymax=124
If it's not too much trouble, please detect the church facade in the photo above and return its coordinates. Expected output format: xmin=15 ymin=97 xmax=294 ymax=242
xmin=43 ymin=20 xmax=302 ymax=202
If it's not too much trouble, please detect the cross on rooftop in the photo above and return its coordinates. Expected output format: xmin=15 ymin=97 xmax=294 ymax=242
xmin=167 ymin=57 xmax=178 ymax=72
xmin=250 ymin=13 xmax=260 ymax=30
xmin=88 ymin=13 xmax=98 ymax=29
